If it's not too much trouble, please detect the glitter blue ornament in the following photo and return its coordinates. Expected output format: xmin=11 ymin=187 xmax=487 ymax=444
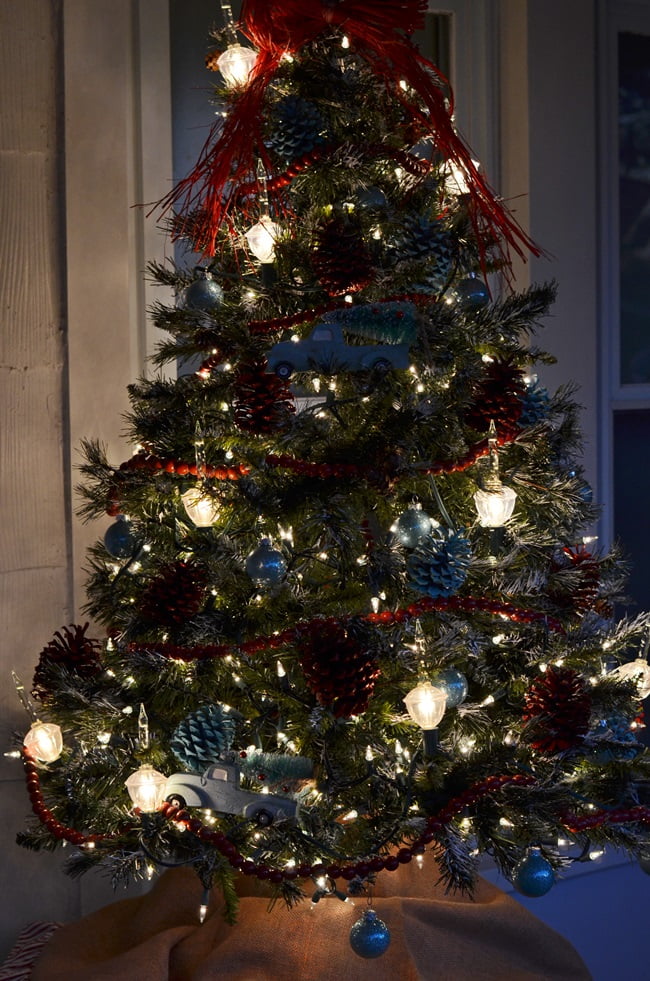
xmin=349 ymin=909 xmax=391 ymax=958
xmin=104 ymin=515 xmax=137 ymax=559
xmin=455 ymin=274 xmax=489 ymax=310
xmin=245 ymin=538 xmax=287 ymax=587
xmin=182 ymin=268 xmax=224 ymax=311
xmin=431 ymin=667 xmax=468 ymax=708
xmin=513 ymin=848 xmax=555 ymax=897
xmin=394 ymin=506 xmax=436 ymax=548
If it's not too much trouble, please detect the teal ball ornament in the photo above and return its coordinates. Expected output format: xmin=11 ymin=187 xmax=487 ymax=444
xmin=104 ymin=515 xmax=137 ymax=559
xmin=455 ymin=275 xmax=489 ymax=310
xmin=349 ymin=909 xmax=391 ymax=959
xmin=394 ymin=507 xmax=436 ymax=548
xmin=245 ymin=539 xmax=287 ymax=587
xmin=513 ymin=848 xmax=555 ymax=897
xmin=431 ymin=667 xmax=468 ymax=708
xmin=182 ymin=268 xmax=223 ymax=311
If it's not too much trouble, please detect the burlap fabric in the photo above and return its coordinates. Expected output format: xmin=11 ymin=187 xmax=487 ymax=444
xmin=31 ymin=864 xmax=591 ymax=980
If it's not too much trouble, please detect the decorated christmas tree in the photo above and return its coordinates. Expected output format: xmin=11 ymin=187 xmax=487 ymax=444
xmin=15 ymin=0 xmax=650 ymax=961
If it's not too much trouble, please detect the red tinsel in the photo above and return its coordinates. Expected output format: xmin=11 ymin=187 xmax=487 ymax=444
xmin=155 ymin=0 xmax=539 ymax=268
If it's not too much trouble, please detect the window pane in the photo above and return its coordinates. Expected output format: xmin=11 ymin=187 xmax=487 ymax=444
xmin=613 ymin=409 xmax=650 ymax=607
xmin=619 ymin=31 xmax=650 ymax=384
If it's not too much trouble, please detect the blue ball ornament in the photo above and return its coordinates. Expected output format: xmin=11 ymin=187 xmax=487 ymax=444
xmin=455 ymin=275 xmax=489 ymax=310
xmin=104 ymin=515 xmax=137 ymax=559
xmin=182 ymin=268 xmax=224 ymax=311
xmin=394 ymin=507 xmax=436 ymax=548
xmin=513 ymin=848 xmax=555 ymax=897
xmin=431 ymin=667 xmax=468 ymax=708
xmin=349 ymin=909 xmax=391 ymax=959
xmin=245 ymin=538 xmax=287 ymax=588
xmin=356 ymin=186 xmax=388 ymax=212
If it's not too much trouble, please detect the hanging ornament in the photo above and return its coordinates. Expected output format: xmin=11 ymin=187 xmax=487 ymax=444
xmin=125 ymin=764 xmax=167 ymax=813
xmin=609 ymin=656 xmax=650 ymax=700
xmin=139 ymin=560 xmax=208 ymax=627
xmin=268 ymin=95 xmax=327 ymax=162
xmin=245 ymin=539 xmax=287 ymax=587
xmin=551 ymin=545 xmax=602 ymax=615
xmin=312 ymin=215 xmax=374 ymax=296
xmin=326 ymin=301 xmax=417 ymax=345
xmin=23 ymin=721 xmax=63 ymax=763
xmin=589 ymin=717 xmax=641 ymax=762
xmin=349 ymin=909 xmax=391 ymax=959
xmin=473 ymin=422 xmax=517 ymax=528
xmin=465 ymin=357 xmax=527 ymax=439
xmin=406 ymin=528 xmax=472 ymax=598
xmin=104 ymin=514 xmax=139 ymax=558
xmin=181 ymin=486 xmax=221 ymax=527
xmin=170 ymin=703 xmax=238 ymax=773
xmin=295 ymin=619 xmax=380 ymax=718
xmin=519 ymin=377 xmax=550 ymax=427
xmin=393 ymin=504 xmax=438 ymax=548
xmin=455 ymin=273 xmax=489 ymax=310
xmin=355 ymin=186 xmax=388 ymax=213
xmin=391 ymin=216 xmax=454 ymax=293
xmin=245 ymin=215 xmax=282 ymax=264
xmin=430 ymin=667 xmax=469 ymax=708
xmin=403 ymin=680 xmax=447 ymax=754
xmin=522 ymin=667 xmax=592 ymax=754
xmin=32 ymin=623 xmax=103 ymax=702
xmin=513 ymin=848 xmax=555 ymax=897
xmin=233 ymin=360 xmax=295 ymax=434
xmin=181 ymin=267 xmax=224 ymax=311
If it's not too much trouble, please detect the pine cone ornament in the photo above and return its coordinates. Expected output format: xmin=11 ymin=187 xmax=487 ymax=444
xmin=519 ymin=380 xmax=550 ymax=427
xmin=465 ymin=357 xmax=527 ymax=439
xmin=552 ymin=545 xmax=602 ymax=615
xmin=139 ymin=560 xmax=207 ymax=627
xmin=268 ymin=95 xmax=327 ymax=162
xmin=295 ymin=619 xmax=380 ymax=718
xmin=233 ymin=360 xmax=295 ymax=434
xmin=590 ymin=717 xmax=641 ymax=762
xmin=391 ymin=217 xmax=455 ymax=292
xmin=312 ymin=216 xmax=374 ymax=296
xmin=32 ymin=623 xmax=103 ymax=701
xmin=523 ymin=666 xmax=591 ymax=754
xmin=170 ymin=703 xmax=238 ymax=773
xmin=407 ymin=528 xmax=472 ymax=598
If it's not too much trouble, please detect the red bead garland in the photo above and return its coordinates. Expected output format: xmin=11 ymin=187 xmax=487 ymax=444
xmin=126 ymin=596 xmax=563 ymax=663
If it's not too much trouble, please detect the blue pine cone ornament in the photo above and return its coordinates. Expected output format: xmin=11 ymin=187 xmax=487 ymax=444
xmin=391 ymin=217 xmax=455 ymax=292
xmin=407 ymin=528 xmax=472 ymax=597
xmin=170 ymin=703 xmax=238 ymax=773
xmin=519 ymin=380 xmax=550 ymax=427
xmin=268 ymin=96 xmax=327 ymax=162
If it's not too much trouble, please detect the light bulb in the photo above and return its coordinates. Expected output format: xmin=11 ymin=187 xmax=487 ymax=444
xmin=23 ymin=721 xmax=63 ymax=762
xmin=474 ymin=485 xmax=517 ymax=527
xmin=125 ymin=764 xmax=167 ymax=812
xmin=216 ymin=44 xmax=257 ymax=87
xmin=245 ymin=216 xmax=281 ymax=263
xmin=610 ymin=657 xmax=650 ymax=700
xmin=181 ymin=487 xmax=220 ymax=527
xmin=404 ymin=682 xmax=447 ymax=730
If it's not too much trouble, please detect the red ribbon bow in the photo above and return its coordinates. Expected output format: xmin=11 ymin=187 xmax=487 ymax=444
xmin=157 ymin=0 xmax=538 ymax=269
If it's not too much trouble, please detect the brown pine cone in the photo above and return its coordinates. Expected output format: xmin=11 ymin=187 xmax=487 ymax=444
xmin=233 ymin=360 xmax=295 ymax=434
xmin=139 ymin=560 xmax=207 ymax=627
xmin=312 ymin=216 xmax=374 ymax=296
xmin=32 ymin=623 xmax=103 ymax=701
xmin=465 ymin=357 xmax=526 ymax=438
xmin=295 ymin=619 xmax=380 ymax=718
xmin=523 ymin=666 xmax=591 ymax=754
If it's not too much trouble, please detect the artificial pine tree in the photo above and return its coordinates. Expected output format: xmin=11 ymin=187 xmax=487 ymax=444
xmin=15 ymin=0 xmax=650 ymax=960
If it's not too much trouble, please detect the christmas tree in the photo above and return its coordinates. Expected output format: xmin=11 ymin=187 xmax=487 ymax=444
xmin=15 ymin=0 xmax=650 ymax=960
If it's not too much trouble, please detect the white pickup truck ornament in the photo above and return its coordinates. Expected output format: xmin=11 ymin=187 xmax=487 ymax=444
xmin=266 ymin=323 xmax=410 ymax=379
xmin=164 ymin=760 xmax=299 ymax=826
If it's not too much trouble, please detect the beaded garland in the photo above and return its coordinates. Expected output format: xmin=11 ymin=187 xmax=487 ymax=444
xmin=23 ymin=752 xmax=650 ymax=884
xmin=124 ymin=595 xmax=563 ymax=663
